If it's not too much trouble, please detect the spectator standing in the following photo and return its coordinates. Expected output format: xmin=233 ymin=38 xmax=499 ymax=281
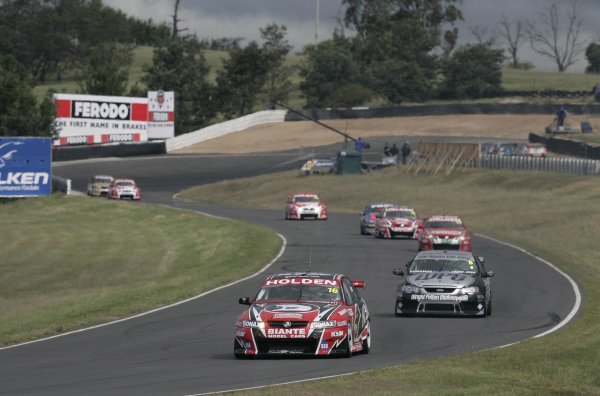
xmin=383 ymin=142 xmax=391 ymax=157
xmin=401 ymin=141 xmax=412 ymax=165
xmin=556 ymin=105 xmax=567 ymax=127
xmin=355 ymin=137 xmax=369 ymax=152
xmin=389 ymin=143 xmax=399 ymax=157
xmin=593 ymin=83 xmax=600 ymax=103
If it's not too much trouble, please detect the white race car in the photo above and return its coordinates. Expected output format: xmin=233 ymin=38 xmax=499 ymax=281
xmin=285 ymin=193 xmax=328 ymax=220
xmin=107 ymin=178 xmax=141 ymax=200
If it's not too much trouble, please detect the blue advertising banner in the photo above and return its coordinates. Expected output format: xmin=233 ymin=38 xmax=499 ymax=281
xmin=0 ymin=137 xmax=52 ymax=197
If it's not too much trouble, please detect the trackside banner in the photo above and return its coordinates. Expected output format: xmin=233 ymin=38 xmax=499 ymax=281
xmin=0 ymin=137 xmax=52 ymax=197
xmin=53 ymin=93 xmax=149 ymax=146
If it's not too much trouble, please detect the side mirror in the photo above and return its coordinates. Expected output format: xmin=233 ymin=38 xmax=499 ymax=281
xmin=478 ymin=256 xmax=485 ymax=264
xmin=393 ymin=268 xmax=404 ymax=276
xmin=239 ymin=297 xmax=251 ymax=305
xmin=484 ymin=271 xmax=495 ymax=278
xmin=351 ymin=280 xmax=365 ymax=288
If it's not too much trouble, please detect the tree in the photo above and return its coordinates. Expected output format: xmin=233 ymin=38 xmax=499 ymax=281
xmin=216 ymin=42 xmax=270 ymax=117
xmin=525 ymin=0 xmax=586 ymax=72
xmin=299 ymin=37 xmax=366 ymax=107
xmin=439 ymin=43 xmax=504 ymax=99
xmin=585 ymin=43 xmax=600 ymax=74
xmin=142 ymin=37 xmax=215 ymax=134
xmin=0 ymin=56 xmax=54 ymax=137
xmin=499 ymin=15 xmax=526 ymax=69
xmin=76 ymin=42 xmax=133 ymax=96
xmin=340 ymin=0 xmax=462 ymax=103
xmin=171 ymin=0 xmax=188 ymax=38
xmin=260 ymin=23 xmax=294 ymax=105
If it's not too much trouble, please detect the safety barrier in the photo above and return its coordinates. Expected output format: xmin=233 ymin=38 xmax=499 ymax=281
xmin=52 ymin=175 xmax=71 ymax=195
xmin=165 ymin=110 xmax=287 ymax=152
xmin=479 ymin=155 xmax=600 ymax=176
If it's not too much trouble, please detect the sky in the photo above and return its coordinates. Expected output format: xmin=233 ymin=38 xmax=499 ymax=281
xmin=103 ymin=0 xmax=600 ymax=73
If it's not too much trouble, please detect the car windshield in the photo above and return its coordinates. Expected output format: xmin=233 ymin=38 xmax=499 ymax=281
xmin=385 ymin=210 xmax=416 ymax=218
xmin=116 ymin=181 xmax=134 ymax=187
xmin=93 ymin=177 xmax=111 ymax=183
xmin=409 ymin=258 xmax=478 ymax=274
xmin=426 ymin=220 xmax=463 ymax=228
xmin=294 ymin=196 xmax=319 ymax=203
xmin=255 ymin=285 xmax=342 ymax=302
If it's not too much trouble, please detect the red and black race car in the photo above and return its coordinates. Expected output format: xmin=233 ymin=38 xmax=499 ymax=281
xmin=418 ymin=215 xmax=472 ymax=251
xmin=234 ymin=272 xmax=370 ymax=358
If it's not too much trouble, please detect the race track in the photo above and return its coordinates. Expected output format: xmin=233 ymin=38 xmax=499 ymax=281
xmin=0 ymin=144 xmax=579 ymax=395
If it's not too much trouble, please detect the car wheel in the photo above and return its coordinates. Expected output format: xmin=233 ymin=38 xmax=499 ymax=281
xmin=394 ymin=300 xmax=403 ymax=317
xmin=341 ymin=324 xmax=353 ymax=358
xmin=361 ymin=321 xmax=371 ymax=354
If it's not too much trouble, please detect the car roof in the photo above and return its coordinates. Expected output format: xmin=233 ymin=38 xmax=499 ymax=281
xmin=414 ymin=250 xmax=475 ymax=260
xmin=114 ymin=178 xmax=135 ymax=183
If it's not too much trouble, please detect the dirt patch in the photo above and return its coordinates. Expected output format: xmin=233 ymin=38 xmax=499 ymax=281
xmin=173 ymin=114 xmax=598 ymax=154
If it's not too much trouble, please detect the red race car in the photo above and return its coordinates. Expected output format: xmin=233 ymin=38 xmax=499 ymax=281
xmin=418 ymin=215 xmax=471 ymax=251
xmin=285 ymin=193 xmax=328 ymax=220
xmin=107 ymin=178 xmax=141 ymax=200
xmin=234 ymin=272 xmax=371 ymax=358
xmin=373 ymin=205 xmax=421 ymax=239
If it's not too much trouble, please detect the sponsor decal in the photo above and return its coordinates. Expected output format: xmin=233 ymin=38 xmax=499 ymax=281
xmin=331 ymin=330 xmax=344 ymax=337
xmin=273 ymin=313 xmax=303 ymax=319
xmin=236 ymin=330 xmax=246 ymax=337
xmin=265 ymin=278 xmax=337 ymax=286
xmin=320 ymin=341 xmax=330 ymax=350
xmin=271 ymin=304 xmax=313 ymax=312
xmin=410 ymin=294 xmax=469 ymax=302
xmin=72 ymin=101 xmax=130 ymax=120
xmin=242 ymin=320 xmax=261 ymax=328
xmin=267 ymin=328 xmax=306 ymax=338
xmin=412 ymin=273 xmax=469 ymax=281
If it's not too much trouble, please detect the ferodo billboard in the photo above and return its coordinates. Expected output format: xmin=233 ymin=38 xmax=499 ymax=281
xmin=53 ymin=93 xmax=149 ymax=146
xmin=0 ymin=137 xmax=52 ymax=197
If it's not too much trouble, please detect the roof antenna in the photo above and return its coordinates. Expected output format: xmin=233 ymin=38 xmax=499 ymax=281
xmin=306 ymin=246 xmax=312 ymax=273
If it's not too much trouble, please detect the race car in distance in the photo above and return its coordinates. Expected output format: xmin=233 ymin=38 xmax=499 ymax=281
xmin=86 ymin=175 xmax=114 ymax=197
xmin=373 ymin=206 xmax=421 ymax=239
xmin=107 ymin=178 xmax=141 ymax=200
xmin=521 ymin=142 xmax=547 ymax=157
xmin=393 ymin=250 xmax=494 ymax=317
xmin=418 ymin=215 xmax=471 ymax=251
xmin=359 ymin=202 xmax=397 ymax=235
xmin=285 ymin=193 xmax=328 ymax=220
xmin=234 ymin=272 xmax=370 ymax=358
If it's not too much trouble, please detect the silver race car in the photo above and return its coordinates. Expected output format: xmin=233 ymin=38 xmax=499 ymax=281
xmin=393 ymin=250 xmax=494 ymax=317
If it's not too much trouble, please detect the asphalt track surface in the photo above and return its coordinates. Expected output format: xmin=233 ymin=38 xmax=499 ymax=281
xmin=1 ymin=142 xmax=579 ymax=395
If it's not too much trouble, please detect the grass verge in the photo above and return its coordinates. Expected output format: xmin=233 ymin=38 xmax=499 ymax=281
xmin=0 ymin=194 xmax=282 ymax=346
xmin=179 ymin=167 xmax=600 ymax=395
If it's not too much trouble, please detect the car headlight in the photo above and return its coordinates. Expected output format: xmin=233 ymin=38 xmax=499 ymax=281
xmin=460 ymin=286 xmax=480 ymax=294
xmin=401 ymin=284 xmax=421 ymax=293
xmin=310 ymin=320 xmax=337 ymax=329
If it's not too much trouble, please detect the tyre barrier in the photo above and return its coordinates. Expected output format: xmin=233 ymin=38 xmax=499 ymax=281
xmin=53 ymin=141 xmax=166 ymax=162
xmin=285 ymin=104 xmax=600 ymax=121
xmin=479 ymin=154 xmax=600 ymax=176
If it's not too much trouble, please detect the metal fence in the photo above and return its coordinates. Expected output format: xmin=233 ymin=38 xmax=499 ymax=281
xmin=479 ymin=155 xmax=600 ymax=176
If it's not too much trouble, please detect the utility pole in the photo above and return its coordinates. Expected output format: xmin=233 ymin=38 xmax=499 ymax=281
xmin=315 ymin=0 xmax=320 ymax=44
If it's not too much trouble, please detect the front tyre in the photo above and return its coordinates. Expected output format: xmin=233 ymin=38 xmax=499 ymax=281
xmin=341 ymin=324 xmax=353 ymax=358
xmin=361 ymin=321 xmax=371 ymax=354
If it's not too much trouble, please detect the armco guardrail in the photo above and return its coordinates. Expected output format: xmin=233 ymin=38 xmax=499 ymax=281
xmin=479 ymin=155 xmax=600 ymax=176
xmin=166 ymin=110 xmax=287 ymax=152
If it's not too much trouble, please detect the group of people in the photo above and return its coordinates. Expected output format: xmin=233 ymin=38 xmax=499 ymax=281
xmin=354 ymin=136 xmax=412 ymax=165
xmin=384 ymin=141 xmax=412 ymax=164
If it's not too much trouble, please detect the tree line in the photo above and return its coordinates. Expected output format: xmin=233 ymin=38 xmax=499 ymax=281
xmin=1 ymin=0 xmax=599 ymax=138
